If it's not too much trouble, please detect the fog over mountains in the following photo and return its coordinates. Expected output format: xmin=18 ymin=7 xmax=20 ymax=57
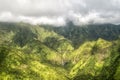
xmin=0 ymin=0 xmax=120 ymax=25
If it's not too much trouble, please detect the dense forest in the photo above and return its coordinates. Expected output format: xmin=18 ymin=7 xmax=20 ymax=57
xmin=0 ymin=22 xmax=120 ymax=80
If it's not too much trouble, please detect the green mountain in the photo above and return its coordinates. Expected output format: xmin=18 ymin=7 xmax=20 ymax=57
xmin=0 ymin=22 xmax=120 ymax=80
xmin=42 ymin=21 xmax=120 ymax=48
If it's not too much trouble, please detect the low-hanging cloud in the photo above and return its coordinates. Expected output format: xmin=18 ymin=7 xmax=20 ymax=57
xmin=0 ymin=0 xmax=120 ymax=25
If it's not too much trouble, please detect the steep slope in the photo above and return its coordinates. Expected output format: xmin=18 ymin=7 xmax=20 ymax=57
xmin=42 ymin=22 xmax=120 ymax=48
xmin=0 ymin=22 xmax=71 ymax=80
xmin=69 ymin=39 xmax=120 ymax=80
xmin=0 ymin=22 xmax=120 ymax=80
xmin=0 ymin=22 xmax=74 ymax=52
xmin=0 ymin=45 xmax=68 ymax=80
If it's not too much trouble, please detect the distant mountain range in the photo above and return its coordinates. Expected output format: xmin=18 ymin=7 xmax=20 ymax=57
xmin=41 ymin=21 xmax=120 ymax=48
xmin=0 ymin=22 xmax=120 ymax=80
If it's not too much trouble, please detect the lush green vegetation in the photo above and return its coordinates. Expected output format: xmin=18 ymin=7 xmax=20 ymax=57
xmin=0 ymin=22 xmax=120 ymax=80
xmin=42 ymin=21 xmax=120 ymax=48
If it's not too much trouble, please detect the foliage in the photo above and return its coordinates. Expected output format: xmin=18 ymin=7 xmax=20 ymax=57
xmin=0 ymin=22 xmax=120 ymax=80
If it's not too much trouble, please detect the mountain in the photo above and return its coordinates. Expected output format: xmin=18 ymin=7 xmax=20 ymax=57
xmin=0 ymin=22 xmax=120 ymax=80
xmin=41 ymin=21 xmax=120 ymax=48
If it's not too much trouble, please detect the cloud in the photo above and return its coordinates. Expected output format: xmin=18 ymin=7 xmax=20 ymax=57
xmin=0 ymin=0 xmax=120 ymax=25
xmin=18 ymin=16 xmax=66 ymax=25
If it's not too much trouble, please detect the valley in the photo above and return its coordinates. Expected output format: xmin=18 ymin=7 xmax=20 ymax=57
xmin=0 ymin=22 xmax=120 ymax=80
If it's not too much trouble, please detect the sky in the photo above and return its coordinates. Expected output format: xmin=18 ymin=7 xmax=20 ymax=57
xmin=0 ymin=0 xmax=120 ymax=25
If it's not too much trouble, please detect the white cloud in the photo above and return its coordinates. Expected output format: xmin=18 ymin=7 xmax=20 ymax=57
xmin=0 ymin=0 xmax=120 ymax=25
xmin=0 ymin=12 xmax=15 ymax=22
xmin=18 ymin=16 xmax=66 ymax=26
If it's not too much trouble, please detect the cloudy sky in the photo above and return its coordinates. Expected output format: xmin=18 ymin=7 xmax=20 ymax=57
xmin=0 ymin=0 xmax=120 ymax=25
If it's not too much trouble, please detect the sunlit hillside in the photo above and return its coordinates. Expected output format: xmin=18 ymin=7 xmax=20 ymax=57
xmin=0 ymin=22 xmax=120 ymax=80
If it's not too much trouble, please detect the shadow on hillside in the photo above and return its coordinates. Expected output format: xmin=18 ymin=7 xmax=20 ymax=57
xmin=41 ymin=23 xmax=120 ymax=48
xmin=0 ymin=46 xmax=9 ymax=64
xmin=73 ymin=74 xmax=94 ymax=80
xmin=73 ymin=42 xmax=120 ymax=80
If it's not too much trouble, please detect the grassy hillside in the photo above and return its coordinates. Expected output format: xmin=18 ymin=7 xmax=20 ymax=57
xmin=69 ymin=39 xmax=120 ymax=80
xmin=0 ymin=22 xmax=120 ymax=80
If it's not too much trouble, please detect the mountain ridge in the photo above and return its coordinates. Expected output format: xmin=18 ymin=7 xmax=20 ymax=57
xmin=0 ymin=22 xmax=120 ymax=80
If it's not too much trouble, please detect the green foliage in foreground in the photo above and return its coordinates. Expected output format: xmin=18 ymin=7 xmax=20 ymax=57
xmin=70 ymin=39 xmax=120 ymax=80
xmin=0 ymin=45 xmax=68 ymax=80
xmin=0 ymin=39 xmax=120 ymax=80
